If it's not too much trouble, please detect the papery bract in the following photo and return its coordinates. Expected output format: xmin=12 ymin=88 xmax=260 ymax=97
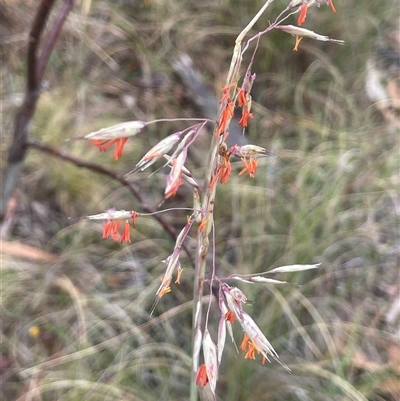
xmin=203 ymin=330 xmax=218 ymax=394
xmin=126 ymin=131 xmax=183 ymax=175
xmin=165 ymin=148 xmax=187 ymax=198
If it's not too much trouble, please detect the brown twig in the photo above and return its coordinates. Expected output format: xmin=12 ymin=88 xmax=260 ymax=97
xmin=1 ymin=0 xmax=74 ymax=220
xmin=26 ymin=139 xmax=196 ymax=266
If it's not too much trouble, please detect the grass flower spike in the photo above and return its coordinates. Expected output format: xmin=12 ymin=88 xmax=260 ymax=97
xmin=152 ymin=214 xmax=196 ymax=313
xmin=230 ymin=144 xmax=276 ymax=158
xmin=221 ymin=284 xmax=290 ymax=371
xmin=277 ymin=25 xmax=344 ymax=52
xmin=68 ymin=3 xmax=345 ymax=398
xmin=74 ymin=121 xmax=146 ymax=160
xmin=85 ymin=209 xmax=138 ymax=243
xmin=288 ymin=0 xmax=338 ymax=49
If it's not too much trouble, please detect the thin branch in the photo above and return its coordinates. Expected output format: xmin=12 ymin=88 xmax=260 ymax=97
xmin=26 ymin=139 xmax=196 ymax=266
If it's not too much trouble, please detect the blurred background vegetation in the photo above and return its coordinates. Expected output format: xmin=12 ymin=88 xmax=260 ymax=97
xmin=1 ymin=0 xmax=399 ymax=400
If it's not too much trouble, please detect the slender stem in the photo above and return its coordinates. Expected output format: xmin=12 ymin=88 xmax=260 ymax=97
xmin=145 ymin=118 xmax=213 ymax=125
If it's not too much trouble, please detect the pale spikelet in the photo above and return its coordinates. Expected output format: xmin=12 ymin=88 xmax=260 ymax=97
xmin=223 ymin=285 xmax=245 ymax=320
xmin=218 ymin=293 xmax=237 ymax=349
xmin=288 ymin=0 xmax=335 ymax=10
xmin=82 ymin=120 xmax=146 ymax=140
xmin=288 ymin=0 xmax=317 ymax=8
xmin=276 ymin=25 xmax=344 ymax=45
xmin=217 ymin=316 xmax=226 ymax=364
xmin=232 ymin=275 xmax=288 ymax=285
xmin=165 ymin=148 xmax=188 ymax=198
xmin=241 ymin=312 xmax=290 ymax=371
xmin=155 ymin=220 xmax=193 ymax=297
xmin=222 ymin=285 xmax=290 ymax=371
xmin=153 ymin=216 xmax=195 ymax=306
xmin=240 ymin=71 xmax=256 ymax=94
xmin=193 ymin=188 xmax=202 ymax=223
xmin=164 ymin=154 xmax=200 ymax=190
xmin=231 ymin=144 xmax=276 ymax=158
xmin=230 ymin=287 xmax=248 ymax=304
xmin=203 ymin=330 xmax=218 ymax=394
xmin=85 ymin=208 xmax=133 ymax=220
xmin=170 ymin=128 xmax=198 ymax=159
xmin=180 ymin=167 xmax=200 ymax=189
xmin=126 ymin=131 xmax=183 ymax=176
xmin=267 ymin=263 xmax=321 ymax=273
xmin=156 ymin=256 xmax=180 ymax=297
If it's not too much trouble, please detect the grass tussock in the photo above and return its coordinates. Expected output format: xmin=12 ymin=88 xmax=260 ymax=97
xmin=1 ymin=0 xmax=399 ymax=400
